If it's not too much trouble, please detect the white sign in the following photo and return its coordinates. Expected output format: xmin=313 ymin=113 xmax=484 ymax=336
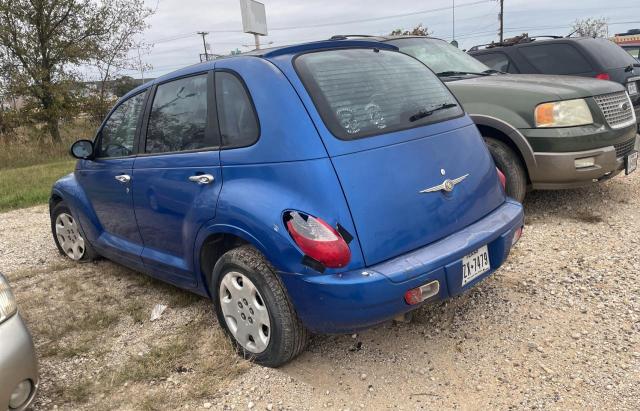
xmin=240 ymin=0 xmax=267 ymax=36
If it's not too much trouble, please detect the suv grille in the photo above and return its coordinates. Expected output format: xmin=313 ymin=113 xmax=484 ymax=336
xmin=615 ymin=138 xmax=636 ymax=158
xmin=593 ymin=92 xmax=636 ymax=129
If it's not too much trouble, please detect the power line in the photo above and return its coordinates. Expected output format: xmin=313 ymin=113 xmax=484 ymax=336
xmin=266 ymin=0 xmax=493 ymax=31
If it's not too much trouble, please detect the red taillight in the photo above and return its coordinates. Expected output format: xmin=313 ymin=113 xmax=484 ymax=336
xmin=284 ymin=211 xmax=351 ymax=268
xmin=496 ymin=168 xmax=506 ymax=190
xmin=595 ymin=73 xmax=610 ymax=80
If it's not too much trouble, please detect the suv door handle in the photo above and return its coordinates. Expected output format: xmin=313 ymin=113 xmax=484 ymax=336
xmin=188 ymin=174 xmax=214 ymax=185
xmin=115 ymin=174 xmax=131 ymax=184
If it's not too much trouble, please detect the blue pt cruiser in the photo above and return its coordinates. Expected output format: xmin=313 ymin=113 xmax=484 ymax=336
xmin=51 ymin=40 xmax=524 ymax=367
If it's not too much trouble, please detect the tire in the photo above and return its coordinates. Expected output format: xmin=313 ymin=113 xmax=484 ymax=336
xmin=51 ymin=202 xmax=98 ymax=262
xmin=484 ymin=137 xmax=527 ymax=202
xmin=211 ymin=245 xmax=308 ymax=367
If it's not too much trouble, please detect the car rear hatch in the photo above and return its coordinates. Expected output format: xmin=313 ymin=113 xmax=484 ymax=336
xmin=292 ymin=47 xmax=505 ymax=266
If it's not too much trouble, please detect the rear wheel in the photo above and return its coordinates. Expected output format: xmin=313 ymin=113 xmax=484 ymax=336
xmin=212 ymin=245 xmax=308 ymax=367
xmin=484 ymin=137 xmax=527 ymax=202
xmin=51 ymin=202 xmax=98 ymax=261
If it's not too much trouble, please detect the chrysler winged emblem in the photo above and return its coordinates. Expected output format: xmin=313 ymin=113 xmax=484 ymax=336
xmin=420 ymin=174 xmax=469 ymax=194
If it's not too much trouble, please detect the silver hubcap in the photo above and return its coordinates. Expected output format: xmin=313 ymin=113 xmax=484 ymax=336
xmin=219 ymin=271 xmax=271 ymax=354
xmin=55 ymin=213 xmax=85 ymax=260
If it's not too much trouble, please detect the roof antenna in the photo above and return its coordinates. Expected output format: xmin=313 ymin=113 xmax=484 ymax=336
xmin=566 ymin=28 xmax=579 ymax=38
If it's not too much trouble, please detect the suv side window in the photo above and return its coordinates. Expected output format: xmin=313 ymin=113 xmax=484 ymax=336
xmin=215 ymin=72 xmax=259 ymax=148
xmin=517 ymin=44 xmax=593 ymax=75
xmin=474 ymin=52 xmax=518 ymax=73
xmin=97 ymin=91 xmax=147 ymax=158
xmin=145 ymin=74 xmax=212 ymax=154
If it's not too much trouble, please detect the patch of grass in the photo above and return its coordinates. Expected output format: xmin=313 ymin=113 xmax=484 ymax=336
xmin=113 ymin=337 xmax=193 ymax=384
xmin=124 ymin=299 xmax=148 ymax=324
xmin=0 ymin=160 xmax=76 ymax=212
xmin=7 ymin=260 xmax=74 ymax=282
xmin=0 ymin=120 xmax=95 ymax=169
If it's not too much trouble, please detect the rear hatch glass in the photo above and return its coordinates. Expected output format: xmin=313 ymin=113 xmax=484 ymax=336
xmin=294 ymin=48 xmax=463 ymax=140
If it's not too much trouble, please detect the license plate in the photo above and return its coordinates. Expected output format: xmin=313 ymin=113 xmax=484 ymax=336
xmin=627 ymin=81 xmax=638 ymax=95
xmin=461 ymin=245 xmax=490 ymax=286
xmin=626 ymin=151 xmax=638 ymax=175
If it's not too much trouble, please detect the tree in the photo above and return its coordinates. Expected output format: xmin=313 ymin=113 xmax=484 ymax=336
xmin=390 ymin=24 xmax=431 ymax=36
xmin=90 ymin=0 xmax=153 ymax=122
xmin=0 ymin=0 xmax=152 ymax=142
xmin=113 ymin=76 xmax=139 ymax=98
xmin=570 ymin=17 xmax=609 ymax=38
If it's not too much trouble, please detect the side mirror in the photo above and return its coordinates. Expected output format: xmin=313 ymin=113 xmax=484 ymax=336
xmin=70 ymin=139 xmax=94 ymax=160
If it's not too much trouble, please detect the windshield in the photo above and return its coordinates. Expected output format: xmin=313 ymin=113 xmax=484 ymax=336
xmin=388 ymin=37 xmax=490 ymax=75
xmin=295 ymin=48 xmax=462 ymax=140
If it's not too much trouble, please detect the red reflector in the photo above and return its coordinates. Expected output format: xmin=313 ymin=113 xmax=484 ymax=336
xmin=404 ymin=281 xmax=440 ymax=305
xmin=496 ymin=168 xmax=506 ymax=190
xmin=512 ymin=226 xmax=523 ymax=246
xmin=285 ymin=211 xmax=351 ymax=268
xmin=595 ymin=73 xmax=610 ymax=80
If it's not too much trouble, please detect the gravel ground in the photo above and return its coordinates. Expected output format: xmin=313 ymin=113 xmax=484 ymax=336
xmin=1 ymin=172 xmax=639 ymax=410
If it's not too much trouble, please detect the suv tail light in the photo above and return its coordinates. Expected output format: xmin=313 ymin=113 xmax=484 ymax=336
xmin=496 ymin=168 xmax=506 ymax=190
xmin=284 ymin=211 xmax=351 ymax=268
xmin=595 ymin=73 xmax=610 ymax=80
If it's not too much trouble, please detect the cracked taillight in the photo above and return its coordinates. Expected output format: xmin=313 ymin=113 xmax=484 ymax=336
xmin=284 ymin=211 xmax=351 ymax=268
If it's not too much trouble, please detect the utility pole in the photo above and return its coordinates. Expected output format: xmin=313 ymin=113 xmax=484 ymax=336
xmin=198 ymin=31 xmax=210 ymax=61
xmin=498 ymin=0 xmax=504 ymax=43
xmin=452 ymin=0 xmax=455 ymax=41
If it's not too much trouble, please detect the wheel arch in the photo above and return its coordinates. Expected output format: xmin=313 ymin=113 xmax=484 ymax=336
xmin=471 ymin=114 xmax=537 ymax=182
xmin=194 ymin=224 xmax=271 ymax=299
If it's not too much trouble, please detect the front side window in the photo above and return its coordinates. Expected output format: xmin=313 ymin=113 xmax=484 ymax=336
xmin=295 ymin=48 xmax=462 ymax=140
xmin=518 ymin=44 xmax=593 ymax=75
xmin=215 ymin=72 xmax=259 ymax=148
xmin=389 ymin=38 xmax=491 ymax=75
xmin=145 ymin=74 xmax=212 ymax=154
xmin=97 ymin=91 xmax=147 ymax=158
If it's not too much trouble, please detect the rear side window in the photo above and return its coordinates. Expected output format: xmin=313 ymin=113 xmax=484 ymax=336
xmin=145 ymin=74 xmax=212 ymax=154
xmin=215 ymin=72 xmax=259 ymax=148
xmin=98 ymin=90 xmax=147 ymax=158
xmin=474 ymin=52 xmax=518 ymax=73
xmin=585 ymin=38 xmax=637 ymax=69
xmin=295 ymin=48 xmax=462 ymax=140
xmin=518 ymin=44 xmax=593 ymax=75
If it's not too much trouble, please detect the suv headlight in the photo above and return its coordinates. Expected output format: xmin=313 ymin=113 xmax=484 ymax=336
xmin=0 ymin=273 xmax=17 ymax=324
xmin=535 ymin=99 xmax=593 ymax=127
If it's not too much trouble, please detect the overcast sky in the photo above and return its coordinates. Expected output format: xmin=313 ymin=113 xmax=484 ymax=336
xmin=116 ymin=0 xmax=640 ymax=79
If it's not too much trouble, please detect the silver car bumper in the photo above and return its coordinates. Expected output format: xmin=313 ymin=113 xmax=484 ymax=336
xmin=0 ymin=314 xmax=38 ymax=411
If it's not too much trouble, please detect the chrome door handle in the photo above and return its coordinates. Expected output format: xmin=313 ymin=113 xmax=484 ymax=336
xmin=115 ymin=174 xmax=131 ymax=184
xmin=188 ymin=174 xmax=214 ymax=185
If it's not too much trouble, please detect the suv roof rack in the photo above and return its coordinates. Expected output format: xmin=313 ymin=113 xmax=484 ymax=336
xmin=469 ymin=33 xmax=563 ymax=51
xmin=330 ymin=34 xmax=378 ymax=40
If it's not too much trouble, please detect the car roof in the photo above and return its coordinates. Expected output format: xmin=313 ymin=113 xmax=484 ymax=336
xmin=329 ymin=34 xmax=448 ymax=43
xmin=121 ymin=39 xmax=398 ymax=100
xmin=468 ymin=35 xmax=598 ymax=53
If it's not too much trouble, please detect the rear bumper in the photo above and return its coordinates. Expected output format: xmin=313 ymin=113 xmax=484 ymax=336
xmin=279 ymin=199 xmax=524 ymax=334
xmin=0 ymin=314 xmax=38 ymax=411
xmin=531 ymin=134 xmax=638 ymax=190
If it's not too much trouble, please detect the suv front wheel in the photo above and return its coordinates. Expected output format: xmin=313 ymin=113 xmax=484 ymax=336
xmin=484 ymin=137 xmax=527 ymax=202
xmin=212 ymin=245 xmax=308 ymax=367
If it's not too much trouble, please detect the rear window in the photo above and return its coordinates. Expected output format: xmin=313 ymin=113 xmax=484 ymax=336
xmin=518 ymin=43 xmax=593 ymax=75
xmin=295 ymin=48 xmax=462 ymax=140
